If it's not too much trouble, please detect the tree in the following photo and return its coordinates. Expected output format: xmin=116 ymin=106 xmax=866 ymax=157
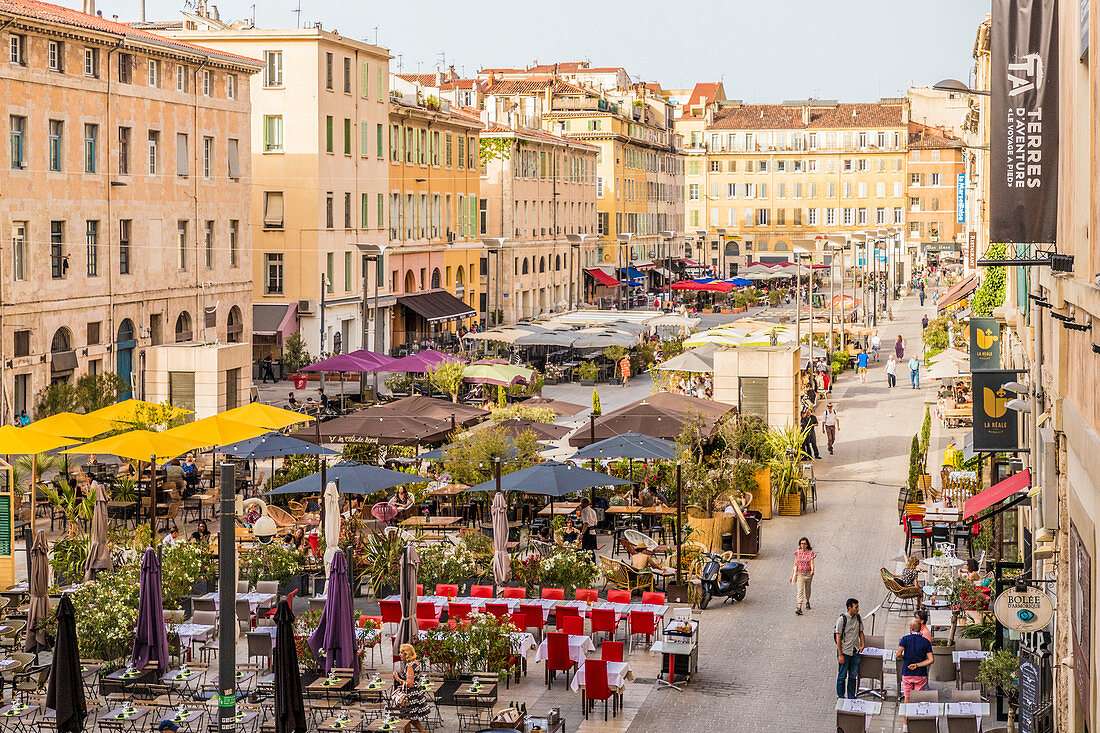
xmin=428 ymin=359 xmax=467 ymax=403
xmin=971 ymin=242 xmax=1006 ymax=317
xmin=35 ymin=382 xmax=78 ymax=418
xmin=442 ymin=426 xmax=541 ymax=486
xmin=281 ymin=332 xmax=313 ymax=374
xmin=489 ymin=404 xmax=557 ymax=424
xmin=591 ymin=389 xmax=601 ymax=417
xmin=75 ymin=373 xmax=129 ymax=412
xmin=908 ymin=434 xmax=921 ymax=495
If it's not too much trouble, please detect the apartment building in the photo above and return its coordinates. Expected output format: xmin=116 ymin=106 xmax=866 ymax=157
xmin=677 ymin=99 xmax=908 ymax=276
xmin=160 ymin=16 xmax=393 ymax=359
xmin=387 ymin=78 xmax=482 ymax=350
xmin=906 ymin=122 xmax=966 ymax=268
xmin=478 ymin=120 xmax=599 ymax=324
xmin=0 ymin=0 xmax=260 ymax=421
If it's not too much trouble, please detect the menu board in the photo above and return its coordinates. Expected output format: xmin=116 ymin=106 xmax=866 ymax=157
xmin=1018 ymin=657 xmax=1039 ymax=733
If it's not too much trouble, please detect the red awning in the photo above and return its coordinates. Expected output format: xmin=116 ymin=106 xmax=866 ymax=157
xmin=584 ymin=268 xmax=622 ymax=287
xmin=671 ymin=280 xmax=734 ymax=292
xmin=680 ymin=258 xmax=702 ymax=267
xmin=963 ymin=468 xmax=1031 ymax=520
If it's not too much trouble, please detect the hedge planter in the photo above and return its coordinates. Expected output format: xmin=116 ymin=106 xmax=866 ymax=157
xmin=579 ymin=379 xmax=596 ymax=387
xmin=776 ymin=492 xmax=803 ymax=516
xmin=746 ymin=467 xmax=772 ymax=520
xmin=686 ymin=515 xmax=735 ymax=552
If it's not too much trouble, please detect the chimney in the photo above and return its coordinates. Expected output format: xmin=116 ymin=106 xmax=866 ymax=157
xmin=435 ymin=71 xmax=442 ymax=87
xmin=82 ymin=0 xmax=95 ymax=15
xmin=801 ymin=105 xmax=810 ymax=125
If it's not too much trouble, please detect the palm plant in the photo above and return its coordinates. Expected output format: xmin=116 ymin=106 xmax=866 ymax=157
xmin=765 ymin=424 xmax=809 ymax=498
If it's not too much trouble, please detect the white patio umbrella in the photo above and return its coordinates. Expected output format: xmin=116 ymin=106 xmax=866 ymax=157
xmin=322 ymin=481 xmax=341 ymax=577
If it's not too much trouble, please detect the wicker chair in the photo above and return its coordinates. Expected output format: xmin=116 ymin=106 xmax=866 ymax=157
xmin=879 ymin=568 xmax=922 ymax=613
xmin=599 ymin=556 xmax=653 ymax=597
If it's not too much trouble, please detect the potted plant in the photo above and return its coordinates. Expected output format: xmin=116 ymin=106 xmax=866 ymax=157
xmin=576 ymin=361 xmax=597 ymax=386
xmin=239 ymin=544 xmax=305 ymax=596
xmin=978 ymin=649 xmax=1020 ymax=732
xmin=414 ymin=612 xmax=518 ymax=704
xmin=767 ymin=425 xmax=807 ymax=516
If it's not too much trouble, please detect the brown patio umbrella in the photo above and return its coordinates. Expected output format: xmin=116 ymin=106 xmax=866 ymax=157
xmin=25 ymin=530 xmax=49 ymax=653
xmin=378 ymin=395 xmax=489 ymax=428
xmin=523 ymin=397 xmax=587 ymax=417
xmin=291 ymin=413 xmax=454 ymax=446
xmin=483 ymin=418 xmax=571 ymax=442
xmin=490 ymin=492 xmax=510 ymax=587
xmin=84 ymin=482 xmax=112 ymax=581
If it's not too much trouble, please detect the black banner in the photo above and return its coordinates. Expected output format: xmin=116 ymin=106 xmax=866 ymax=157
xmin=970 ymin=317 xmax=1002 ymax=371
xmin=972 ymin=370 xmax=1020 ymax=451
xmin=990 ymin=0 xmax=1059 ymax=244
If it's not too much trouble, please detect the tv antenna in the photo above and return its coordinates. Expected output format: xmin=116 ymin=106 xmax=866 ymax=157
xmin=292 ymin=0 xmax=301 ymax=28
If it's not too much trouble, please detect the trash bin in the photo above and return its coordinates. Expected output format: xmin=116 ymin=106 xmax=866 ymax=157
xmin=293 ymin=374 xmax=307 ymax=390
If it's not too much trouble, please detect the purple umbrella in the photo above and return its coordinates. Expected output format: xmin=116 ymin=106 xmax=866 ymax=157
xmin=308 ymin=549 xmax=358 ymax=676
xmin=131 ymin=548 xmax=170 ymax=673
xmin=384 ymin=349 xmax=464 ymax=374
xmin=301 ymin=350 xmax=395 ymax=373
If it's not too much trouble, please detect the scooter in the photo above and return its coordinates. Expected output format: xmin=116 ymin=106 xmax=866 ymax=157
xmin=698 ymin=551 xmax=750 ymax=609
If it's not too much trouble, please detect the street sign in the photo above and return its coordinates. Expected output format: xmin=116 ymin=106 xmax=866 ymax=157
xmin=957 ymin=173 xmax=966 ymax=224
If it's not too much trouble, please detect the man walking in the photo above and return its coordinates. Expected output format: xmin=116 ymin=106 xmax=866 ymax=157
xmin=885 ymin=355 xmax=897 ymax=388
xmin=921 ymin=314 xmax=929 ymax=330
xmin=919 ymin=283 xmax=926 ymax=307
xmin=835 ymin=598 xmax=865 ymax=699
xmin=800 ymin=408 xmax=821 ymax=459
xmin=821 ymin=402 xmax=839 ymax=455
xmin=909 ymin=355 xmax=920 ymax=389
xmin=856 ymin=349 xmax=869 ymax=385
xmin=897 ymin=618 xmax=934 ymax=701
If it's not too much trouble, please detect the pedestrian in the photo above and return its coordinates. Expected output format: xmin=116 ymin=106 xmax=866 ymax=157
xmin=260 ymin=354 xmax=277 ymax=383
xmin=921 ymin=314 xmax=929 ymax=329
xmin=885 ymin=355 xmax=897 ymax=388
xmin=619 ymin=355 xmax=631 ymax=388
xmin=789 ymin=537 xmax=816 ymax=615
xmin=393 ymin=644 xmax=430 ymax=733
xmin=919 ymin=288 xmax=926 ymax=307
xmin=578 ymin=497 xmax=599 ymax=558
xmin=800 ymin=408 xmax=821 ymax=459
xmin=897 ymin=618 xmax=934 ymax=701
xmin=894 ymin=334 xmax=905 ymax=359
xmin=856 ymin=349 xmax=869 ymax=385
xmin=913 ymin=609 xmax=932 ymax=641
xmin=821 ymin=402 xmax=839 ymax=454
xmin=908 ymin=355 xmax=920 ymax=389
xmin=834 ymin=598 xmax=865 ymax=699
xmin=870 ymin=332 xmax=881 ymax=361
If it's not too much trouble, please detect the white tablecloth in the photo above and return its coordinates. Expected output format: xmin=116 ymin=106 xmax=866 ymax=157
xmin=903 ymin=702 xmax=942 ymax=719
xmin=860 ymin=646 xmax=897 ymax=662
xmin=535 ymin=635 xmax=594 ymax=664
xmin=198 ymin=591 xmax=278 ymax=613
xmin=953 ymin=649 xmax=991 ymax=662
xmin=569 ymin=660 xmax=632 ymax=692
xmin=169 ymin=623 xmax=215 ymax=647
xmin=511 ymin=632 xmax=537 ymax=657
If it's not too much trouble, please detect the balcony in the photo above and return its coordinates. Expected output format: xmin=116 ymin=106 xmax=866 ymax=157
xmin=551 ymin=98 xmax=619 ymax=114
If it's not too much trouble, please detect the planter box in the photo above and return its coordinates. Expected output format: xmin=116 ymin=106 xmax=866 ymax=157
xmin=543 ymin=377 xmax=559 ymax=386
xmin=279 ymin=576 xmax=305 ymax=598
xmin=747 ymin=467 xmax=772 ymax=520
xmin=776 ymin=492 xmax=802 ymax=516
xmin=686 ymin=515 xmax=735 ymax=552
xmin=579 ymin=379 xmax=596 ymax=386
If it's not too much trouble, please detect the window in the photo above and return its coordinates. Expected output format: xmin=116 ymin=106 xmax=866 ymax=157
xmin=755 ymin=208 xmax=769 ymax=226
xmin=202 ymin=136 xmax=212 ymax=178
xmin=793 ymin=208 xmax=802 ymax=226
xmin=47 ymin=40 xmax=62 ymax=71
xmin=13 ymin=330 xmax=29 ymax=357
xmin=229 ymin=220 xmax=239 ymax=267
xmin=457 ymin=136 xmax=464 ymax=169
xmin=808 ymin=133 xmax=817 ymax=150
xmin=204 ymin=220 xmax=214 ymax=268
xmin=48 ymin=120 xmax=62 ymax=171
xmin=148 ymin=59 xmax=159 ymax=87
xmin=777 ymin=160 xmax=786 ymax=173
xmin=325 ymin=116 xmax=333 ymax=153
xmin=877 ymin=131 xmax=887 ymax=148
xmin=325 ymin=52 xmax=333 ymax=90
xmin=263 ymin=51 xmax=282 ymax=87
xmin=9 ymin=115 xmax=24 ymax=169
xmin=168 ymin=371 xmax=195 ymax=407
xmin=910 ymin=196 xmax=921 ymax=211
xmin=843 ymin=182 xmax=852 ymax=198
xmin=201 ymin=69 xmax=211 ymax=96
xmin=825 ymin=208 xmax=836 ymax=226
xmin=326 ymin=253 xmax=334 ymax=293
xmin=776 ymin=208 xmax=785 ymax=226
xmin=82 ymin=123 xmax=98 ymax=173
xmin=118 ymin=53 xmax=132 ymax=83
xmin=894 ymin=181 xmax=902 ymax=197
xmin=9 ymin=34 xmax=24 ymax=65
xmin=758 ymin=160 xmax=768 ymax=173
xmin=739 ymin=377 xmax=769 ymax=421
xmin=324 ymin=193 xmax=334 ymax=229
xmin=377 ymin=193 xmax=384 ymax=227
xmin=857 ymin=182 xmax=867 ymax=198
xmin=910 ymin=173 xmax=921 ymax=186
xmin=688 ymin=184 xmax=699 ymax=201
xmin=893 ymin=207 xmax=903 ymax=225
xmin=842 ymin=208 xmax=853 ymax=225
xmin=930 ymin=197 xmax=940 ymax=211
xmin=343 ymin=118 xmax=351 ymax=155
xmin=858 ymin=132 xmax=867 ymax=148
xmin=344 ymin=192 xmax=352 ymax=228
xmin=807 ymin=208 xmax=819 ymax=226
xmin=875 ymin=207 xmax=886 ymax=225
xmin=85 ymin=220 xmax=99 ymax=276
xmin=876 ymin=181 xmax=886 ymax=198
xmin=176 ymin=132 xmax=189 ymax=177
xmin=119 ymin=219 xmax=131 ymax=274
xmin=342 ymin=56 xmax=351 ymax=93
xmin=226 ymin=73 xmax=236 ymax=99
xmin=84 ymin=47 xmax=99 ymax=77
xmin=857 ymin=208 xmax=868 ymax=226
xmin=930 ymin=150 xmax=941 ymax=162
xmin=227 ymin=138 xmax=241 ymax=179
xmin=175 ymin=64 xmax=188 ymax=92
xmin=177 ymin=220 xmax=188 ymax=269
xmin=11 ymin=222 xmax=26 ymax=281
xmin=50 ymin=221 xmax=64 ymax=279
xmin=727 ymin=183 xmax=737 ymax=198
xmin=759 ymin=183 xmax=768 ymax=198
xmin=118 ymin=127 xmax=130 ymax=175
xmin=857 ymin=158 xmax=867 ymax=171
xmin=931 ymin=173 xmax=942 ymax=186
xmin=263 ymin=115 xmax=283 ymax=152
xmin=479 ymin=198 xmax=488 ymax=235
xmin=376 ymin=123 xmax=384 ymax=158
xmin=777 ymin=183 xmax=785 ymax=199
xmin=709 ymin=160 xmax=720 ymax=172
xmin=263 ymin=192 xmax=284 ymax=228
xmin=826 ymin=181 xmax=835 ymax=198
xmin=794 ymin=182 xmax=803 ymax=198
xmin=147 ymin=131 xmax=159 ymax=175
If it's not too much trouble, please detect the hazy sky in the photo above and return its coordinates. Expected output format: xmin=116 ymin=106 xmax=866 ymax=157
xmin=99 ymin=0 xmax=990 ymax=101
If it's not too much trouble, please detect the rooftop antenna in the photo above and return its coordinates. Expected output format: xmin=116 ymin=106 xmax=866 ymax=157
xmin=250 ymin=3 xmax=255 ymax=26
xmin=291 ymin=0 xmax=301 ymax=28
xmin=436 ymin=51 xmax=446 ymax=72
xmin=395 ymin=53 xmax=403 ymax=73
xmin=416 ymin=60 xmax=423 ymax=74
xmin=373 ymin=26 xmax=379 ymax=45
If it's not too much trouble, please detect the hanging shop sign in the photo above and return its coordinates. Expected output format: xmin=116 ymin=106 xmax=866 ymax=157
xmin=994 ymin=587 xmax=1054 ymax=632
xmin=969 ymin=317 xmax=1002 ymax=371
xmin=972 ymin=370 xmax=1020 ymax=451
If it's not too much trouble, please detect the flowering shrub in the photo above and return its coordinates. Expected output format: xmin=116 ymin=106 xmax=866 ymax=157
xmin=539 ymin=548 xmax=597 ymax=595
xmin=414 ymin=611 xmax=518 ymax=679
xmin=67 ymin=563 xmax=141 ymax=663
xmin=161 ymin=542 xmax=215 ymax=609
xmin=509 ymin=556 xmax=542 ymax=589
xmin=239 ymin=544 xmax=304 ymax=590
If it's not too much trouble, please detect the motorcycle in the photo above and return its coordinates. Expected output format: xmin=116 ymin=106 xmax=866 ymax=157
xmin=698 ymin=551 xmax=750 ymax=609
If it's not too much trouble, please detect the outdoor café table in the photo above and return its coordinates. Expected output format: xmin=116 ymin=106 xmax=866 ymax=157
xmin=163 ymin=667 xmax=206 ymax=693
xmin=364 ymin=718 xmax=409 ymax=733
xmin=569 ymin=660 xmax=633 ymax=692
xmin=398 ymin=516 xmax=463 ymax=531
xmin=902 ymin=702 xmax=943 ymax=719
xmin=168 ymin=622 xmax=216 ymax=647
xmin=107 ymin=501 xmax=137 ymax=521
xmin=535 ymin=634 xmax=595 ymax=665
xmin=427 ymin=484 xmax=467 ymax=515
xmin=928 ymin=609 xmax=953 ymax=630
xmin=356 ymin=675 xmax=388 ymax=703
xmin=0 ymin=702 xmax=38 ymax=729
xmin=159 ymin=708 xmax=205 ymax=731
xmin=207 ymin=670 xmax=255 ymax=691
xmin=538 ymin=502 xmax=581 ymax=517
xmin=196 ymin=591 xmax=277 ymax=614
xmin=264 ymin=624 xmax=378 ymax=648
xmin=835 ymin=698 xmax=882 ymax=715
xmin=308 ymin=673 xmax=354 ymax=697
xmin=945 ymin=701 xmax=989 ymax=722
xmin=319 ymin=714 xmax=364 ymax=732
xmin=100 ymin=706 xmax=151 ymax=731
xmin=953 ymin=649 xmax=991 ymax=663
xmin=105 ymin=666 xmax=153 ymax=688
xmin=511 ymin=632 xmax=537 ymax=657
xmin=859 ymin=646 xmax=897 ymax=662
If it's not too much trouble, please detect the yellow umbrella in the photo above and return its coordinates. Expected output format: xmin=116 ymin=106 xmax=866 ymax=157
xmin=28 ymin=411 xmax=116 ymax=439
xmin=220 ymin=402 xmax=311 ymax=431
xmin=62 ymin=430 xmax=202 ymax=462
xmin=86 ymin=399 xmax=192 ymax=424
xmin=0 ymin=425 xmax=76 ymax=455
xmin=162 ymin=414 xmax=270 ymax=448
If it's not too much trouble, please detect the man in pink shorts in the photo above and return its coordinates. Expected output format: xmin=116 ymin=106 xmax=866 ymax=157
xmin=897 ymin=618 xmax=935 ymax=700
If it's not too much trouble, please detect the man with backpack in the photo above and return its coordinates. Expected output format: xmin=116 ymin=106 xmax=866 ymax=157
xmin=834 ymin=598 xmax=866 ymax=698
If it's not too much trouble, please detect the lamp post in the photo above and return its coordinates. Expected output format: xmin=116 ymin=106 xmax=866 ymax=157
xmin=319 ymin=273 xmax=328 ymax=396
xmin=793 ymin=240 xmax=816 ymax=364
xmin=824 ymin=236 xmax=846 ymax=355
xmin=481 ymin=238 xmax=507 ymax=326
xmin=354 ymin=243 xmax=386 ymax=398
xmin=660 ymin=230 xmax=675 ymax=310
xmin=217 ymin=462 xmax=237 ymax=730
xmin=566 ymin=234 xmax=593 ymax=312
xmin=715 ymin=228 xmax=727 ymax=281
xmin=617 ymin=233 xmax=633 ymax=309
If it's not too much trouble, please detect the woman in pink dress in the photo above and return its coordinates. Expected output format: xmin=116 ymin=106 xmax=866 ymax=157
xmin=789 ymin=537 xmax=817 ymax=615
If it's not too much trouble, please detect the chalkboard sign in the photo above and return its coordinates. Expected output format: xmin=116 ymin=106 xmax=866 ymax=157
xmin=1019 ymin=657 xmax=1040 ymax=733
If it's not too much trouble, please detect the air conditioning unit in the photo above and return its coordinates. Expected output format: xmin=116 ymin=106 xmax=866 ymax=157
xmin=297 ymin=299 xmax=315 ymax=316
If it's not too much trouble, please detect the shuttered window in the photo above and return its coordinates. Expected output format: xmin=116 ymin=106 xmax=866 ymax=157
xmin=739 ymin=377 xmax=768 ymax=421
xmin=169 ymin=371 xmax=196 ymax=413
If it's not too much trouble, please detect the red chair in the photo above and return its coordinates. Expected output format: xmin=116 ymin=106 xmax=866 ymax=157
xmin=600 ymin=640 xmax=624 ymax=663
xmin=435 ymin=584 xmax=459 ymax=598
xmin=501 ymin=587 xmax=526 ymax=599
xmin=541 ymin=587 xmax=565 ymax=600
xmin=520 ymin=603 xmax=546 ymax=639
xmin=417 ymin=601 xmax=442 ymax=623
xmin=264 ymin=588 xmax=297 ymax=618
xmin=508 ymin=612 xmax=527 ymax=630
xmin=641 ymin=591 xmax=666 ymax=605
xmin=606 ymin=589 xmax=630 ymax=604
xmin=580 ymin=659 xmax=616 ymax=721
xmin=417 ymin=584 xmax=424 ymax=596
xmin=379 ymin=600 xmax=402 ymax=639
xmin=555 ymin=605 xmax=580 ymax=631
xmin=561 ymin=615 xmax=584 ymax=636
xmin=470 ymin=585 xmax=494 ymax=598
xmin=574 ymin=589 xmax=598 ymax=603
xmin=628 ymin=611 xmax=657 ymax=652
xmin=448 ymin=602 xmax=473 ymax=622
xmin=590 ymin=608 xmax=620 ymax=641
xmin=544 ymin=631 xmax=576 ymax=688
xmin=483 ymin=602 xmax=509 ymax=619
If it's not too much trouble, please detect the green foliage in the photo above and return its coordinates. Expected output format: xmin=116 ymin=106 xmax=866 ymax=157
xmin=416 ymin=542 xmax=483 ymax=588
xmin=766 ymin=424 xmax=808 ymax=498
xmin=960 ymin=617 xmax=997 ymax=650
xmin=591 ymin=389 xmax=602 ymax=417
xmin=441 ymin=427 xmax=542 ymax=486
xmin=479 ymin=137 xmax=513 ymax=166
xmin=920 ymin=406 xmax=932 ymax=471
xmin=922 ymin=315 xmax=953 ymax=351
xmin=603 ymin=345 xmax=628 ymax=362
xmin=75 ymin=373 xmax=130 ymax=412
xmin=342 ymin=442 xmax=381 ymax=465
xmin=496 ymin=385 xmax=507 ymax=408
xmin=489 ymin=404 xmax=557 ymax=424
xmin=661 ymin=337 xmax=685 ymax=359
xmin=971 ymin=242 xmax=1007 ymax=317
xmin=40 ymin=479 xmax=95 ymax=527
xmin=415 ymin=611 xmax=518 ymax=680
xmin=266 ymin=454 xmax=320 ymax=492
xmin=282 ymin=332 xmax=314 ymax=374
xmin=126 ymin=402 xmax=189 ymax=433
xmin=68 ymin=563 xmax=141 ymax=663
xmin=729 ymin=414 xmax=774 ymax=464
xmin=830 ymin=350 xmax=849 ymax=376
xmin=908 ymin=434 xmax=921 ymax=494
xmin=385 ymin=373 xmax=413 ymax=393
xmin=35 ymin=382 xmax=78 ymax=418
xmin=357 ymin=531 xmax=406 ymax=596
xmin=576 ymin=361 xmax=598 ymax=381
xmin=635 ymin=341 xmax=657 ymax=371
xmin=50 ymin=534 xmax=88 ymax=584
xmin=239 ymin=544 xmax=304 ymax=589
xmin=428 ymin=359 xmax=468 ymax=403
xmin=160 ymin=541 xmax=216 ymax=609
xmin=16 ymin=452 xmax=60 ymax=492
xmin=977 ymin=648 xmax=1019 ymax=698
xmin=537 ymin=547 xmax=598 ymax=596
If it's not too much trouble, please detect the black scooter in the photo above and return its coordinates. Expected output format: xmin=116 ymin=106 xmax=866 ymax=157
xmin=698 ymin=552 xmax=750 ymax=609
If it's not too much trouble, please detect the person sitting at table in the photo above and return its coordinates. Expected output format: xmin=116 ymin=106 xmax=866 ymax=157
xmin=285 ymin=526 xmax=308 ymax=553
xmin=627 ymin=546 xmax=673 ymax=586
xmin=181 ymin=453 xmax=200 ymax=497
xmin=535 ymin=523 xmax=552 ymax=543
xmin=638 ymin=484 xmax=656 ymax=508
xmin=961 ymin=557 xmax=981 ymax=582
xmin=288 ymin=392 xmax=301 ymax=410
xmin=190 ymin=520 xmax=211 ymax=544
xmin=161 ymin=525 xmax=181 ymax=548
xmin=894 ymin=557 xmax=920 ymax=587
xmin=164 ymin=459 xmax=184 ymax=487
xmin=557 ymin=517 xmax=579 ymax=545
xmin=913 ymin=610 xmax=932 ymax=641
xmin=391 ymin=485 xmax=414 ymax=512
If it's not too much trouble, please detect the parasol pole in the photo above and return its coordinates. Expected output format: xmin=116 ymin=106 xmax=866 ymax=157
xmin=149 ymin=454 xmax=158 ymax=545
xmin=675 ymin=461 xmax=683 ymax=586
xmin=27 ymin=453 xmax=34 ymax=578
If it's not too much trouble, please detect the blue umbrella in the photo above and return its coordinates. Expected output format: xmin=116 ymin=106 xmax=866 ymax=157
xmin=266 ymin=461 xmax=431 ymax=495
xmin=221 ymin=433 xmax=339 ymax=460
xmin=308 ymin=550 xmax=358 ymax=675
xmin=727 ymin=277 xmax=753 ymax=287
xmin=570 ymin=431 xmax=679 ymax=461
xmin=464 ymin=460 xmax=633 ymax=497
xmin=131 ymin=548 xmax=169 ymax=673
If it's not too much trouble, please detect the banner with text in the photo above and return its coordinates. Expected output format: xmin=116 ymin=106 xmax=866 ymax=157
xmin=969 ymin=317 xmax=1002 ymax=371
xmin=972 ymin=370 xmax=1020 ymax=451
xmin=990 ymin=0 xmax=1059 ymax=244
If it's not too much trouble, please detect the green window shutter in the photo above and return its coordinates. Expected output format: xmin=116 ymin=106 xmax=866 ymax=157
xmin=326 ymin=253 xmax=334 ymax=292
xmin=468 ymin=196 xmax=476 ymax=237
xmin=344 ymin=119 xmax=351 ymax=154
xmin=325 ymin=116 xmax=333 ymax=153
xmin=360 ymin=62 xmax=369 ymax=98
xmin=377 ymin=67 xmax=383 ymax=98
xmin=376 ymin=124 xmax=383 ymax=158
xmin=362 ymin=193 xmax=369 ymax=228
xmin=344 ymin=251 xmax=353 ymax=290
xmin=360 ymin=122 xmax=369 ymax=156
xmin=377 ymin=193 xmax=384 ymax=227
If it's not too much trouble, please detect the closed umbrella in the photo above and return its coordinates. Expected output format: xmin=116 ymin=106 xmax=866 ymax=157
xmin=273 ymin=600 xmax=306 ymax=733
xmin=131 ymin=548 xmax=170 ymax=673
xmin=322 ymin=482 xmax=341 ymax=578
xmin=395 ymin=544 xmax=420 ymax=649
xmin=84 ymin=482 xmax=111 ymax=581
xmin=490 ymin=492 xmax=510 ymax=587
xmin=25 ymin=530 xmax=49 ymax=653
xmin=308 ymin=550 xmax=358 ymax=675
xmin=46 ymin=594 xmax=86 ymax=733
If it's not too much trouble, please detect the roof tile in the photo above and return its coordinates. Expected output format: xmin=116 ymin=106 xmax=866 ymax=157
xmin=708 ymin=102 xmax=904 ymax=131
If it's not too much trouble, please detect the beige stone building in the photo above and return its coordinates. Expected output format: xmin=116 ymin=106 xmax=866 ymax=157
xmin=0 ymin=0 xmax=260 ymax=421
xmin=906 ymin=122 xmax=966 ymax=270
xmin=159 ymin=14 xmax=392 ymax=361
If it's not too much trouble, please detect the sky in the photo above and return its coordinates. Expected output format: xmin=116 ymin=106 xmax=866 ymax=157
xmin=99 ymin=0 xmax=991 ymax=101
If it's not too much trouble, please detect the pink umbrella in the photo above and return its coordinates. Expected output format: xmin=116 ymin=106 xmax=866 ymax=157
xmin=371 ymin=502 xmax=400 ymax=523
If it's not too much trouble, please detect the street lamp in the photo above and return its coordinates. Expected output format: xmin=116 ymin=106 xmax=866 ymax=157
xmin=715 ymin=228 xmax=727 ymax=280
xmin=793 ymin=240 xmax=815 ymax=353
xmin=617 ymin=233 xmax=633 ymax=310
xmin=354 ymin=243 xmax=386 ymax=400
xmin=566 ymin=234 xmax=593 ymax=312
xmin=660 ymin=230 xmax=676 ymax=310
xmin=481 ymin=238 xmax=507 ymax=325
xmin=824 ymin=235 xmax=846 ymax=354
xmin=932 ymin=78 xmax=990 ymax=97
